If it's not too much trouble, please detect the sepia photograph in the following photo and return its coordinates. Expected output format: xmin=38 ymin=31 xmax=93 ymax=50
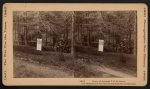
xmin=2 ymin=3 xmax=147 ymax=86
xmin=13 ymin=11 xmax=137 ymax=78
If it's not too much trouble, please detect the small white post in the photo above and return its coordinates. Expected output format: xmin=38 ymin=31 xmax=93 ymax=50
xmin=36 ymin=38 xmax=42 ymax=51
xmin=98 ymin=39 xmax=104 ymax=52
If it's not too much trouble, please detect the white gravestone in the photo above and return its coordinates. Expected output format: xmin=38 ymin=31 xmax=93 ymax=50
xmin=98 ymin=40 xmax=104 ymax=52
xmin=36 ymin=38 xmax=42 ymax=51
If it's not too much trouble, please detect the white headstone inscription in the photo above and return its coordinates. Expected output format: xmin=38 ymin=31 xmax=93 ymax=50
xmin=98 ymin=39 xmax=104 ymax=52
xmin=36 ymin=38 xmax=42 ymax=51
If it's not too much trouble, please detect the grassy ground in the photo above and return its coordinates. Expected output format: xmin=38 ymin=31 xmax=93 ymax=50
xmin=13 ymin=46 xmax=137 ymax=78
xmin=14 ymin=57 xmax=74 ymax=78
xmin=13 ymin=51 xmax=75 ymax=78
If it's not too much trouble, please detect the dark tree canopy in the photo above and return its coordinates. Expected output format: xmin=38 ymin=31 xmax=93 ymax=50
xmin=13 ymin=11 xmax=136 ymax=54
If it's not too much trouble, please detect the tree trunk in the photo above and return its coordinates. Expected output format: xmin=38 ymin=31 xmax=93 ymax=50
xmin=52 ymin=32 xmax=56 ymax=48
xmin=133 ymin=12 xmax=137 ymax=55
xmin=45 ymin=29 xmax=47 ymax=46
xmin=87 ymin=30 xmax=90 ymax=46
xmin=24 ymin=27 xmax=27 ymax=46
xmin=71 ymin=11 xmax=75 ymax=57
xmin=24 ymin=12 xmax=28 ymax=46
xmin=65 ymin=28 xmax=68 ymax=41
xmin=129 ymin=29 xmax=132 ymax=53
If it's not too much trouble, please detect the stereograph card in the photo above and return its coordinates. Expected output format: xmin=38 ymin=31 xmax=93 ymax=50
xmin=2 ymin=3 xmax=148 ymax=86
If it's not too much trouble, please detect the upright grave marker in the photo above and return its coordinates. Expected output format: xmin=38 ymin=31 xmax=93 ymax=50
xmin=37 ymin=38 xmax=42 ymax=51
xmin=98 ymin=39 xmax=104 ymax=52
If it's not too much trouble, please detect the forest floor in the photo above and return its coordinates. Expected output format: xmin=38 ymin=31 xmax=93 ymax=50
xmin=13 ymin=49 xmax=137 ymax=78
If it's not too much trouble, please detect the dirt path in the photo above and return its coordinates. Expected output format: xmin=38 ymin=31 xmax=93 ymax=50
xmin=14 ymin=59 xmax=74 ymax=78
xmin=90 ymin=64 xmax=136 ymax=78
